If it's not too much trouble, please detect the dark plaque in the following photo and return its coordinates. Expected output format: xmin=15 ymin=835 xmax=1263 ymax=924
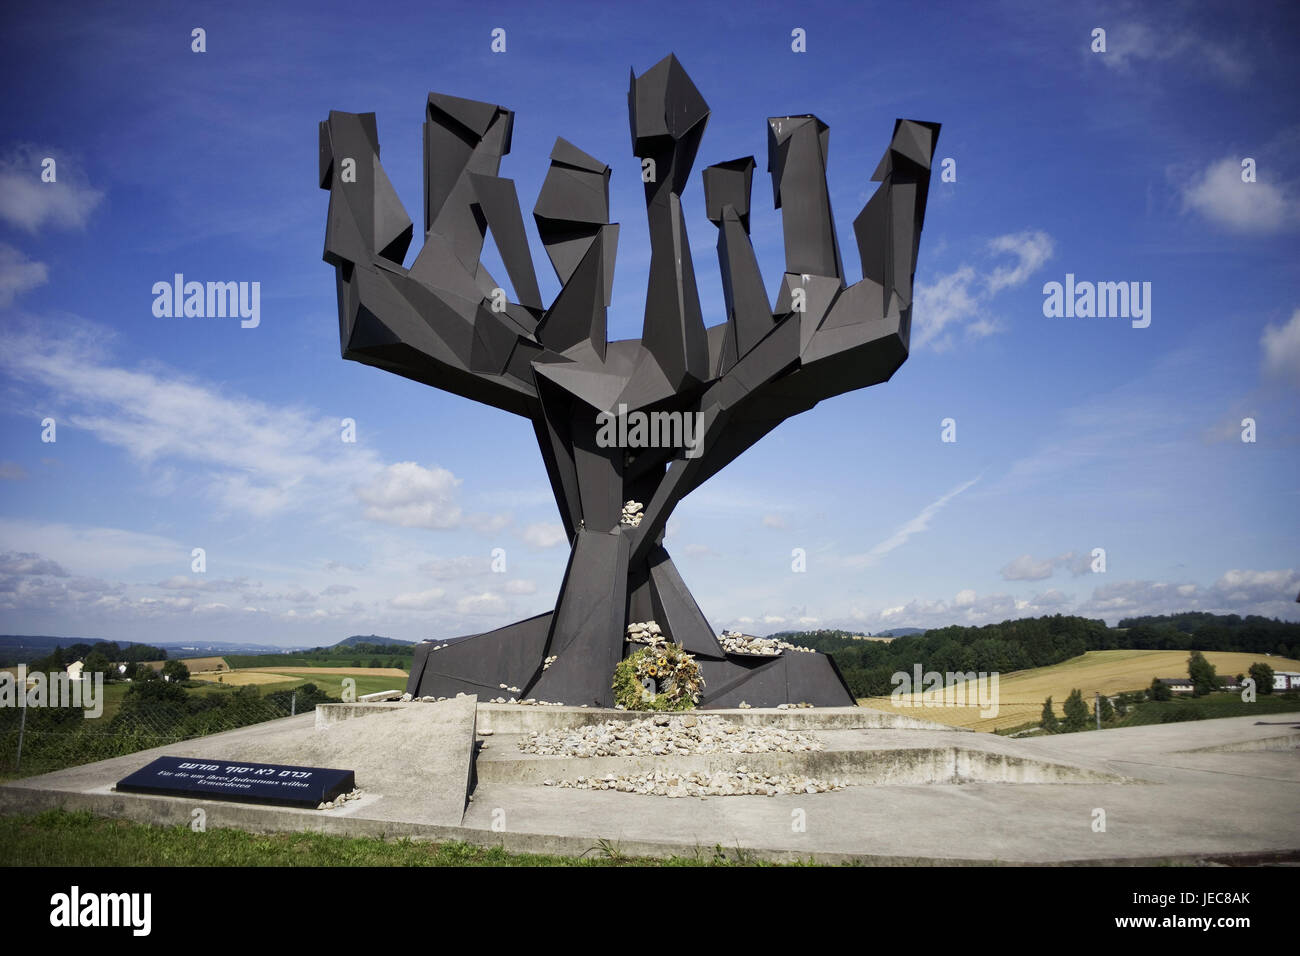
xmin=116 ymin=756 xmax=355 ymax=809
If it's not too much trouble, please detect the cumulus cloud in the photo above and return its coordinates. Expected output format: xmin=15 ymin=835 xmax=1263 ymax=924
xmin=1181 ymin=157 xmax=1298 ymax=233
xmin=355 ymin=462 xmax=463 ymax=529
xmin=503 ymin=578 xmax=536 ymax=595
xmin=1000 ymin=550 xmax=1096 ymax=581
xmin=520 ymin=522 xmax=566 ymax=550
xmin=913 ymin=231 xmax=1053 ymax=350
xmin=0 ymin=145 xmax=105 ymax=232
xmin=1261 ymin=308 xmax=1300 ymax=386
xmin=0 ymin=551 xmax=70 ymax=577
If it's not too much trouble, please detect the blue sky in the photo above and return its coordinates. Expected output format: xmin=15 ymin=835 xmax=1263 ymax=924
xmin=0 ymin=0 xmax=1297 ymax=646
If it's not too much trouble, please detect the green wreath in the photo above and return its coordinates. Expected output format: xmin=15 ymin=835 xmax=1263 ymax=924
xmin=612 ymin=644 xmax=704 ymax=711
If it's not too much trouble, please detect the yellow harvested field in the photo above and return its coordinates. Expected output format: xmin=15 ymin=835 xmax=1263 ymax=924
xmin=859 ymin=649 xmax=1300 ymax=733
xmin=179 ymin=657 xmax=229 ymax=672
xmin=189 ymin=670 xmax=295 ymax=686
xmin=242 ymin=666 xmax=409 ymax=678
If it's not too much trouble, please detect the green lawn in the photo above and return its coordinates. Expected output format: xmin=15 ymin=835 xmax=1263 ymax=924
xmin=0 ymin=809 xmax=794 ymax=867
xmin=1118 ymin=691 xmax=1300 ymax=726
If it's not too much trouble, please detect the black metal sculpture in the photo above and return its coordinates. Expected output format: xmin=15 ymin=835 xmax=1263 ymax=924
xmin=319 ymin=54 xmax=938 ymax=708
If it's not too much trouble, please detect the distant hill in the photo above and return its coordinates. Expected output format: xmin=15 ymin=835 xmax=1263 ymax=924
xmin=876 ymin=627 xmax=927 ymax=638
xmin=332 ymin=635 xmax=414 ymax=648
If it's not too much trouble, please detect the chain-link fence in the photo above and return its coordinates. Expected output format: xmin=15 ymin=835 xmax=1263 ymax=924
xmin=0 ymin=681 xmax=339 ymax=780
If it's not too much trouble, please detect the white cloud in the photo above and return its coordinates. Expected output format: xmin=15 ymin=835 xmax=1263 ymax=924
xmin=0 ymin=244 xmax=48 ymax=306
xmin=999 ymin=553 xmax=1055 ymax=581
xmin=999 ymin=550 xmax=1094 ymax=581
xmin=0 ymin=145 xmax=105 ymax=232
xmin=0 ymin=319 xmax=509 ymax=530
xmin=1182 ymin=157 xmax=1298 ymax=233
xmin=985 ymin=231 xmax=1055 ymax=294
xmin=355 ymin=462 xmax=462 ymax=530
xmin=913 ymin=231 xmax=1053 ymax=350
xmin=1261 ymin=308 xmax=1300 ymax=386
xmin=0 ymin=551 xmax=69 ymax=576
xmin=521 ymin=522 xmax=566 ymax=549
xmin=456 ymin=591 xmax=508 ymax=616
xmin=1098 ymin=23 xmax=1251 ymax=84
xmin=0 ymin=518 xmax=183 ymax=578
xmin=503 ymin=578 xmax=536 ymax=595
xmin=761 ymin=514 xmax=787 ymax=530
xmin=389 ymin=587 xmax=446 ymax=610
xmin=420 ymin=555 xmax=492 ymax=579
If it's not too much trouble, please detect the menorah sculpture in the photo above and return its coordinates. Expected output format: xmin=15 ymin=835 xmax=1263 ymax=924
xmin=319 ymin=54 xmax=938 ymax=708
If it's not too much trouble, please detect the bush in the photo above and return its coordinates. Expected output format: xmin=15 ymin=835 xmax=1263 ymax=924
xmin=1149 ymin=677 xmax=1172 ymax=701
xmin=1040 ymin=696 xmax=1059 ymax=733
xmin=162 ymin=660 xmax=190 ymax=683
xmin=1061 ymin=688 xmax=1090 ymax=732
xmin=612 ymin=645 xmax=703 ymax=711
xmin=1249 ymin=661 xmax=1275 ymax=695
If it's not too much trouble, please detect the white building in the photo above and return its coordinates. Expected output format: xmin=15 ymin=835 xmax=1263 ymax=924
xmin=66 ymin=660 xmax=84 ymax=681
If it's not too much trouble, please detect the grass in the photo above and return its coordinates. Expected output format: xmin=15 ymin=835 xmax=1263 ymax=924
xmin=1118 ymin=692 xmax=1300 ymax=726
xmin=0 ymin=809 xmax=794 ymax=866
xmin=859 ymin=649 xmax=1300 ymax=732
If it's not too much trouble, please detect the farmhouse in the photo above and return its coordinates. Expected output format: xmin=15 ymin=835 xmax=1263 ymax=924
xmin=1155 ymin=677 xmax=1194 ymax=694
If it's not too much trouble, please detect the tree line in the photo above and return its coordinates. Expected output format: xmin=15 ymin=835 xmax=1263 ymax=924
xmin=778 ymin=613 xmax=1300 ymax=699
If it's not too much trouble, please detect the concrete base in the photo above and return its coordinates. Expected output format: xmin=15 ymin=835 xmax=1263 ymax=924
xmin=2 ymin=704 xmax=1297 ymax=864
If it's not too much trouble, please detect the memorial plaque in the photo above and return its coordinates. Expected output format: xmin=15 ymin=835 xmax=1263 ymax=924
xmin=116 ymin=756 xmax=355 ymax=809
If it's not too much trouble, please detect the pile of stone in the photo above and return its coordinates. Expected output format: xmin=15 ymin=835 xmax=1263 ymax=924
xmin=488 ymin=696 xmax=572 ymax=706
xmin=716 ymin=629 xmax=815 ymax=656
xmin=544 ymin=771 xmax=847 ymax=797
xmin=625 ymin=620 xmax=667 ymax=646
xmin=620 ymin=500 xmax=644 ymax=527
xmin=519 ymin=713 xmax=822 ymax=757
xmin=317 ymin=787 xmax=363 ymax=810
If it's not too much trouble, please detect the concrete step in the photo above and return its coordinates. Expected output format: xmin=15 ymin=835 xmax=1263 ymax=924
xmin=316 ymin=701 xmax=965 ymax=734
xmin=475 ymin=729 xmax=1128 ymax=786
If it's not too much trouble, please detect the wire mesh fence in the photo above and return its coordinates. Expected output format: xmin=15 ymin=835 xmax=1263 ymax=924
xmin=0 ymin=681 xmax=339 ymax=779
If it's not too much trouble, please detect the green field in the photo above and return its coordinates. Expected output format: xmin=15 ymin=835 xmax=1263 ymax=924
xmin=1118 ymin=692 xmax=1300 ymax=726
xmin=0 ymin=809 xmax=793 ymax=867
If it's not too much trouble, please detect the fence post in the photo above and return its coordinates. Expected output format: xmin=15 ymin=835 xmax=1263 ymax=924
xmin=291 ymin=691 xmax=296 ymax=717
xmin=1095 ymin=691 xmax=1101 ymax=731
xmin=15 ymin=702 xmax=26 ymax=772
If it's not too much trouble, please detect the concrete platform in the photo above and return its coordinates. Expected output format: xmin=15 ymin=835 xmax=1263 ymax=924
xmin=1 ymin=704 xmax=1296 ymax=864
